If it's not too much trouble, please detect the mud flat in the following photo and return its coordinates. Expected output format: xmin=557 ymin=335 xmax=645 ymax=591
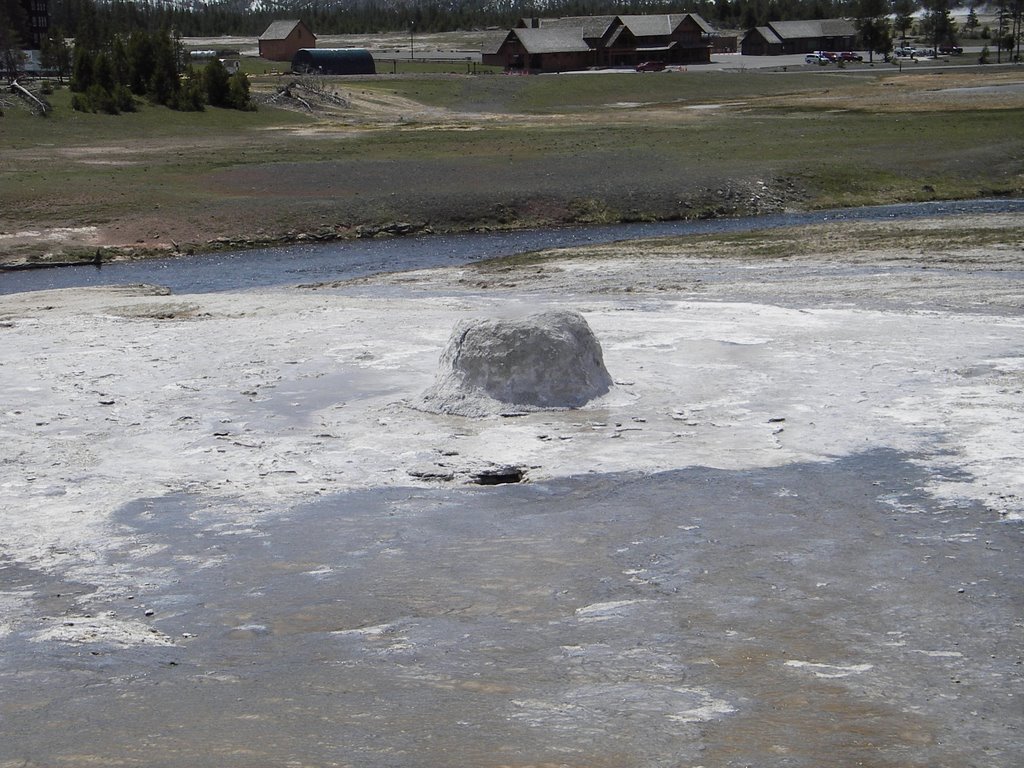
xmin=1 ymin=215 xmax=1021 ymax=766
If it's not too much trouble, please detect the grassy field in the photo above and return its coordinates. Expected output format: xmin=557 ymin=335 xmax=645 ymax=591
xmin=237 ymin=57 xmax=501 ymax=77
xmin=1 ymin=66 xmax=1022 ymax=264
xmin=356 ymin=69 xmax=865 ymax=111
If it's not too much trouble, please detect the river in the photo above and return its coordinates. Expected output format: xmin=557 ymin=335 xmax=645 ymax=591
xmin=2 ymin=198 xmax=1022 ymax=296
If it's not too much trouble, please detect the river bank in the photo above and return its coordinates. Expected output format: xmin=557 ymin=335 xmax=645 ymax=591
xmin=0 ymin=174 xmax=801 ymax=269
xmin=5 ymin=199 xmax=1024 ymax=297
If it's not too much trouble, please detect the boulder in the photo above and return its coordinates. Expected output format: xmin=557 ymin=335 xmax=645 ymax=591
xmin=418 ymin=310 xmax=613 ymax=417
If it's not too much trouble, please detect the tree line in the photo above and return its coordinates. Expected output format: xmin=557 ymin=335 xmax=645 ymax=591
xmin=7 ymin=0 xmax=1020 ymax=44
xmin=64 ymin=26 xmax=252 ymax=113
xmin=26 ymin=8 xmax=253 ymax=114
xmin=42 ymin=0 xmax=887 ymax=37
xmin=6 ymin=0 xmax=1023 ymax=74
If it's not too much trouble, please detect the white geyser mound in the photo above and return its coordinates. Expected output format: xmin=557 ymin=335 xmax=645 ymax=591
xmin=418 ymin=310 xmax=613 ymax=417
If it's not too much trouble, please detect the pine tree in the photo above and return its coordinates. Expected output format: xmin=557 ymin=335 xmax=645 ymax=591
xmin=40 ymin=28 xmax=72 ymax=82
xmin=148 ymin=31 xmax=179 ymax=106
xmin=965 ymin=6 xmax=980 ymax=36
xmin=2 ymin=1 xmax=26 ymax=79
xmin=203 ymin=58 xmax=230 ymax=107
xmin=70 ymin=41 xmax=93 ymax=91
xmin=127 ymin=29 xmax=154 ymax=96
xmin=854 ymin=0 xmax=892 ymax=61
xmin=921 ymin=0 xmax=956 ymax=53
xmin=891 ymin=0 xmax=915 ymax=43
xmin=227 ymin=70 xmax=253 ymax=111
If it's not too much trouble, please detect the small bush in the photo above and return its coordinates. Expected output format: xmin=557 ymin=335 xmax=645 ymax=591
xmin=81 ymin=83 xmax=119 ymax=114
xmin=227 ymin=71 xmax=254 ymax=111
xmin=114 ymin=84 xmax=136 ymax=112
xmin=174 ymin=74 xmax=206 ymax=112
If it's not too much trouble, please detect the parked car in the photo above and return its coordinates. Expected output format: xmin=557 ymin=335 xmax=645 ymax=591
xmin=836 ymin=51 xmax=863 ymax=62
xmin=805 ymin=52 xmax=831 ymax=64
xmin=635 ymin=60 xmax=666 ymax=72
xmin=939 ymin=44 xmax=963 ymax=55
xmin=894 ymin=46 xmax=917 ymax=57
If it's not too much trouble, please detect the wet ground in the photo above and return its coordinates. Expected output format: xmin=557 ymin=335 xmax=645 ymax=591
xmin=1 ymin=450 xmax=1019 ymax=768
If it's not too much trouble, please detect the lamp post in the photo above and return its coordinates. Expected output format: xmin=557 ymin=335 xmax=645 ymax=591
xmin=410 ymin=22 xmax=415 ymax=60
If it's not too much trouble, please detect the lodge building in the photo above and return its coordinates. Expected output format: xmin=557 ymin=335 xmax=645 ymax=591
xmin=482 ymin=14 xmax=716 ymax=73
xmin=17 ymin=0 xmax=49 ymax=48
xmin=740 ymin=19 xmax=858 ymax=56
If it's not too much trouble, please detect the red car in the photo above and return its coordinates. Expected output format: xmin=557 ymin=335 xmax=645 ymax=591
xmin=635 ymin=61 xmax=666 ymax=72
xmin=837 ymin=51 xmax=863 ymax=62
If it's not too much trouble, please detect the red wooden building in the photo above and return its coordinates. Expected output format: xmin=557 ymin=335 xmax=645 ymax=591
xmin=259 ymin=20 xmax=316 ymax=62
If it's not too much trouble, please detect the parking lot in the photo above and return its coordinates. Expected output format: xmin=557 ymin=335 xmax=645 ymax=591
xmin=700 ymin=47 xmax=982 ymax=71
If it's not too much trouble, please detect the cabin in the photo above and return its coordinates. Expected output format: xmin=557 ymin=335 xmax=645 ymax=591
xmin=482 ymin=13 xmax=714 ymax=72
xmin=291 ymin=49 xmax=375 ymax=75
xmin=741 ymin=19 xmax=857 ymax=55
xmin=259 ymin=20 xmax=316 ymax=62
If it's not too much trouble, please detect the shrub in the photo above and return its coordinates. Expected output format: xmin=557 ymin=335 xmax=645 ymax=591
xmin=227 ymin=71 xmax=254 ymax=111
xmin=86 ymin=83 xmax=119 ymax=114
xmin=114 ymin=84 xmax=136 ymax=112
xmin=174 ymin=74 xmax=205 ymax=112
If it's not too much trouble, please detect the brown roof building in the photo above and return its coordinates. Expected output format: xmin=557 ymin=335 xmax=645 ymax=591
xmin=741 ymin=19 xmax=857 ymax=55
xmin=259 ymin=20 xmax=316 ymax=62
xmin=482 ymin=13 xmax=714 ymax=72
